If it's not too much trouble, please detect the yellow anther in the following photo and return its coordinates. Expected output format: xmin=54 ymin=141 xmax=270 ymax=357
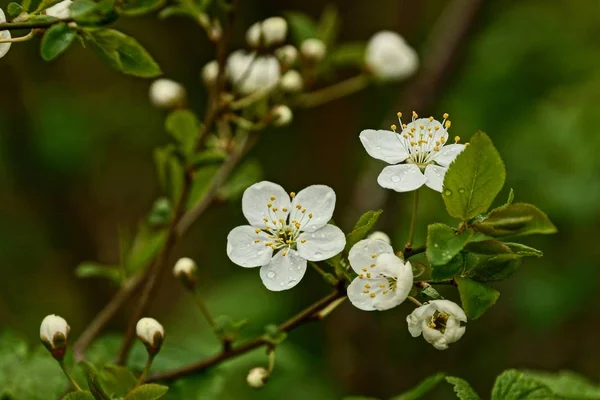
xmin=371 ymin=253 xmax=377 ymax=259
xmin=302 ymin=208 xmax=306 ymax=213
xmin=419 ymin=125 xmax=424 ymax=130
xmin=370 ymin=263 xmax=376 ymax=267
xmin=282 ymin=251 xmax=287 ymax=256
xmin=271 ymin=220 xmax=277 ymax=224
xmin=279 ymin=218 xmax=284 ymax=223
xmin=301 ymin=239 xmax=307 ymax=243
xmin=435 ymin=126 xmax=440 ymax=131
xmin=363 ymin=289 xmax=369 ymax=294
xmin=361 ymin=267 xmax=367 ymax=272
xmin=359 ymin=274 xmax=364 ymax=279
xmin=296 ymin=205 xmax=302 ymax=210
xmin=369 ymin=292 xmax=376 ymax=298
xmin=412 ymin=111 xmax=418 ymax=118
xmin=410 ymin=141 xmax=417 ymax=146
xmin=397 ymin=111 xmax=402 ymax=118
xmin=265 ymin=242 xmax=273 ymax=246
xmin=410 ymin=127 xmax=416 ymax=133
xmin=465 ymin=142 xmax=470 ymax=146
xmin=383 ymin=290 xmax=389 ymax=295
xmin=308 ymin=213 xmax=313 ymax=218
xmin=255 ymin=228 xmax=261 ymax=233
xmin=267 ymin=203 xmax=272 ymax=208
xmin=454 ymin=136 xmax=460 ymax=143
xmin=403 ymin=134 xmax=409 ymax=139
xmin=440 ymin=136 xmax=446 ymax=143
xmin=283 ymin=208 xmax=288 ymax=212
xmin=391 ymin=124 xmax=397 ymax=131
xmin=270 ymin=196 xmax=276 ymax=201
xmin=402 ymin=124 xmax=407 ymax=128
xmin=254 ymin=239 xmax=261 ymax=243
xmin=366 ymin=273 xmax=372 ymax=278
xmin=379 ymin=284 xmax=385 ymax=288
xmin=445 ymin=121 xmax=452 ymax=128
xmin=429 ymin=116 xmax=434 ymax=121
xmin=365 ymin=284 xmax=371 ymax=289
xmin=290 ymin=192 xmax=296 ymax=198
xmin=263 ymin=217 xmax=268 ymax=222
xmin=272 ymin=207 xmax=278 ymax=212
xmin=434 ymin=146 xmax=440 ymax=151
xmin=443 ymin=113 xmax=449 ymax=119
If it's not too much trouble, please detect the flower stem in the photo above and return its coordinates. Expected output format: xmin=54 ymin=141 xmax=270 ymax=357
xmin=267 ymin=348 xmax=276 ymax=373
xmin=191 ymin=288 xmax=218 ymax=331
xmin=405 ymin=190 xmax=419 ymax=249
xmin=58 ymin=359 xmax=83 ymax=392
xmin=407 ymin=296 xmax=423 ymax=307
xmin=136 ymin=353 xmax=155 ymax=388
xmin=0 ymin=30 xmax=34 ymax=43
xmin=309 ymin=261 xmax=338 ymax=286
xmin=293 ymin=74 xmax=370 ymax=108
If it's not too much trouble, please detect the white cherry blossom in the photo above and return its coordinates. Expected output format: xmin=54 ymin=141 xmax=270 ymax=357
xmin=0 ymin=8 xmax=11 ymax=59
xmin=365 ymin=31 xmax=418 ymax=81
xmin=226 ymin=50 xmax=281 ymax=95
xmin=227 ymin=181 xmax=346 ymax=291
xmin=347 ymin=239 xmax=413 ymax=311
xmin=407 ymin=299 xmax=467 ymax=350
xmin=360 ymin=112 xmax=466 ymax=192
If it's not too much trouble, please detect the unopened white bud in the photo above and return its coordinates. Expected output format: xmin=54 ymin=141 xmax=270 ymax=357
xmin=202 ymin=60 xmax=219 ymax=86
xmin=173 ymin=257 xmax=197 ymax=289
xmin=246 ymin=367 xmax=269 ymax=389
xmin=279 ymin=70 xmax=303 ymax=93
xmin=275 ymin=44 xmax=298 ymax=66
xmin=261 ymin=17 xmax=287 ymax=46
xmin=270 ymin=105 xmax=292 ymax=126
xmin=40 ymin=314 xmax=70 ymax=359
xmin=0 ymin=9 xmax=11 ymax=59
xmin=149 ymin=79 xmax=186 ymax=109
xmin=210 ymin=19 xmax=222 ymax=41
xmin=45 ymin=0 xmax=72 ymax=19
xmin=246 ymin=22 xmax=262 ymax=48
xmin=365 ymin=31 xmax=418 ymax=81
xmin=136 ymin=318 xmax=165 ymax=354
xmin=367 ymin=231 xmax=391 ymax=244
xmin=300 ymin=38 xmax=326 ymax=61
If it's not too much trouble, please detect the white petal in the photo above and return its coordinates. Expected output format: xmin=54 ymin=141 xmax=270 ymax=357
xmin=227 ymin=226 xmax=273 ymax=268
xmin=424 ymin=164 xmax=447 ymax=192
xmin=422 ymin=323 xmax=448 ymax=350
xmin=433 ymin=143 xmax=465 ymax=167
xmin=444 ymin=317 xmax=466 ymax=344
xmin=290 ymin=185 xmax=336 ymax=232
xmin=359 ymin=129 xmax=409 ymax=164
xmin=381 ymin=255 xmax=413 ymax=303
xmin=429 ymin=300 xmax=467 ymax=322
xmin=348 ymin=239 xmax=394 ymax=275
xmin=242 ymin=181 xmax=291 ymax=229
xmin=0 ymin=9 xmax=11 ymax=60
xmin=406 ymin=303 xmax=436 ymax=337
xmin=377 ymin=164 xmax=427 ymax=192
xmin=297 ymin=224 xmax=345 ymax=262
xmin=347 ymin=277 xmax=389 ymax=311
xmin=259 ymin=249 xmax=307 ymax=291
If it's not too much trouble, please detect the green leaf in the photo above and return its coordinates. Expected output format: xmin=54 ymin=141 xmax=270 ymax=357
xmin=491 ymin=370 xmax=558 ymax=400
xmin=7 ymin=2 xmax=23 ymax=16
xmin=153 ymin=145 xmax=184 ymax=202
xmin=522 ymin=370 xmax=600 ymax=399
xmin=148 ymin=197 xmax=172 ymax=226
xmin=165 ymin=110 xmax=200 ymax=157
xmin=124 ymin=383 xmax=169 ymax=400
xmin=472 ymin=203 xmax=557 ymax=238
xmin=99 ymin=365 xmax=138 ymax=398
xmin=62 ymin=392 xmax=96 ymax=400
xmin=87 ymin=368 xmax=112 ymax=400
xmin=70 ymin=0 xmax=99 ymax=18
xmin=455 ymin=277 xmax=499 ymax=319
xmin=431 ymin=253 xmax=464 ymax=281
xmin=426 ymin=223 xmax=473 ymax=266
xmin=442 ymin=132 xmax=506 ymax=220
xmin=75 ymin=262 xmax=122 ymax=284
xmin=343 ymin=397 xmax=380 ymax=400
xmin=190 ymin=149 xmax=227 ymax=168
xmin=316 ymin=4 xmax=340 ymax=47
xmin=36 ymin=0 xmax=65 ymax=12
xmin=0 ymin=332 xmax=28 ymax=396
xmin=214 ymin=315 xmax=247 ymax=343
xmin=285 ymin=11 xmax=317 ymax=43
xmin=217 ymin=159 xmax=263 ymax=200
xmin=465 ymin=239 xmax=512 ymax=255
xmin=445 ymin=376 xmax=481 ymax=400
xmin=345 ymin=209 xmax=383 ymax=252
xmin=329 ymin=42 xmax=366 ymax=68
xmin=390 ymin=373 xmax=446 ymax=400
xmin=41 ymin=23 xmax=77 ymax=61
xmin=87 ymin=29 xmax=162 ymax=77
xmin=124 ymin=226 xmax=166 ymax=273
xmin=119 ymin=0 xmax=164 ymax=16
xmin=464 ymin=241 xmax=542 ymax=282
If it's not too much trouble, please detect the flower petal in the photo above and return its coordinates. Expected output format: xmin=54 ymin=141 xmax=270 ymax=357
xmin=297 ymin=224 xmax=346 ymax=261
xmin=242 ymin=181 xmax=291 ymax=229
xmin=433 ymin=143 xmax=465 ymax=167
xmin=348 ymin=239 xmax=394 ymax=275
xmin=359 ymin=129 xmax=409 ymax=164
xmin=444 ymin=317 xmax=466 ymax=344
xmin=424 ymin=164 xmax=447 ymax=192
xmin=429 ymin=300 xmax=467 ymax=322
xmin=347 ymin=276 xmax=390 ymax=311
xmin=227 ymin=226 xmax=273 ymax=268
xmin=259 ymin=249 xmax=307 ymax=291
xmin=377 ymin=164 xmax=427 ymax=192
xmin=422 ymin=323 xmax=448 ymax=350
xmin=407 ymin=303 xmax=436 ymax=337
xmin=290 ymin=185 xmax=336 ymax=232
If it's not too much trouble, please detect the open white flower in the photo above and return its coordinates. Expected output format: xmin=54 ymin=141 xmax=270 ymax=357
xmin=0 ymin=8 xmax=11 ymax=59
xmin=365 ymin=31 xmax=418 ymax=81
xmin=347 ymin=239 xmax=413 ymax=311
xmin=227 ymin=181 xmax=346 ymax=291
xmin=136 ymin=317 xmax=165 ymax=352
xmin=360 ymin=112 xmax=466 ymax=193
xmin=226 ymin=50 xmax=281 ymax=95
xmin=40 ymin=314 xmax=70 ymax=351
xmin=407 ymin=299 xmax=467 ymax=350
xmin=45 ymin=0 xmax=73 ymax=19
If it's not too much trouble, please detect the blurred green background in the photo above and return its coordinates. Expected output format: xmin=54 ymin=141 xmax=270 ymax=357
xmin=1 ymin=0 xmax=600 ymax=398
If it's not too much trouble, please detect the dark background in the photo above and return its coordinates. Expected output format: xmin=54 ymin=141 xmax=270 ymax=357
xmin=1 ymin=0 xmax=600 ymax=398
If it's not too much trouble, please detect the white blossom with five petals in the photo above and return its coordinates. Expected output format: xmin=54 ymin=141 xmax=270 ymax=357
xmin=407 ymin=299 xmax=467 ymax=350
xmin=360 ymin=112 xmax=466 ymax=193
xmin=227 ymin=181 xmax=346 ymax=291
xmin=347 ymin=239 xmax=413 ymax=311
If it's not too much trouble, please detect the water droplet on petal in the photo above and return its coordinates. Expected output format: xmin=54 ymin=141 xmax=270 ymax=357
xmin=287 ymin=279 xmax=297 ymax=287
xmin=375 ymin=146 xmax=381 ymax=150
xmin=267 ymin=271 xmax=276 ymax=279
xmin=391 ymin=175 xmax=401 ymax=182
xmin=257 ymin=249 xmax=264 ymax=255
xmin=314 ymin=252 xmax=323 ymax=258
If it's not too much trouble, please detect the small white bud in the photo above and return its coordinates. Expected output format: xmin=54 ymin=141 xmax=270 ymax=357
xmin=246 ymin=367 xmax=269 ymax=389
xmin=0 ymin=8 xmax=12 ymax=59
xmin=40 ymin=314 xmax=70 ymax=359
xmin=246 ymin=22 xmax=262 ymax=48
xmin=45 ymin=0 xmax=73 ymax=19
xmin=202 ymin=60 xmax=219 ymax=86
xmin=275 ymin=44 xmax=298 ymax=66
xmin=261 ymin=17 xmax=287 ymax=46
xmin=367 ymin=231 xmax=391 ymax=244
xmin=300 ymin=38 xmax=326 ymax=62
xmin=365 ymin=31 xmax=418 ymax=81
xmin=149 ymin=79 xmax=186 ymax=109
xmin=173 ymin=257 xmax=197 ymax=289
xmin=279 ymin=70 xmax=303 ymax=93
xmin=270 ymin=105 xmax=293 ymax=127
xmin=136 ymin=317 xmax=165 ymax=354
xmin=227 ymin=51 xmax=281 ymax=95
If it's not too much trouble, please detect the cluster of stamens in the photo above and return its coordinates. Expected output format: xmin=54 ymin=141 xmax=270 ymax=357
xmin=357 ymin=253 xmax=398 ymax=298
xmin=428 ymin=311 xmax=449 ymax=333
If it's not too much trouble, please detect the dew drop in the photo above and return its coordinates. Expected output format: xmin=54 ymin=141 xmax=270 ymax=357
xmin=363 ymin=246 xmax=369 ymax=251
xmin=314 ymin=252 xmax=323 ymax=259
xmin=458 ymin=188 xmax=465 ymax=194
xmin=375 ymin=146 xmax=381 ymax=150
xmin=434 ymin=244 xmax=439 ymax=248
xmin=267 ymin=271 xmax=276 ymax=279
xmin=257 ymin=249 xmax=264 ymax=255
xmin=444 ymin=189 xmax=452 ymax=196
xmin=287 ymin=279 xmax=297 ymax=287
xmin=391 ymin=175 xmax=401 ymax=182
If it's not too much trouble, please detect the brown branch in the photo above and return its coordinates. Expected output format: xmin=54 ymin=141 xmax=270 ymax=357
xmin=146 ymin=289 xmax=346 ymax=382
xmin=403 ymin=245 xmax=426 ymax=259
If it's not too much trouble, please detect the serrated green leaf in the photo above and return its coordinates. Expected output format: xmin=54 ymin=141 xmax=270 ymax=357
xmin=119 ymin=0 xmax=164 ymax=16
xmin=345 ymin=210 xmax=383 ymax=252
xmin=316 ymin=4 xmax=339 ymax=47
xmin=491 ymin=370 xmax=558 ymax=400
xmin=41 ymin=23 xmax=77 ymax=61
xmin=472 ymin=203 xmax=557 ymax=238
xmin=329 ymin=42 xmax=366 ymax=68
xmin=7 ymin=2 xmax=23 ymax=16
xmin=124 ymin=383 xmax=169 ymax=400
xmin=431 ymin=253 xmax=464 ymax=281
xmin=427 ymin=223 xmax=473 ymax=266
xmin=75 ymin=262 xmax=122 ymax=284
xmin=445 ymin=376 xmax=481 ymax=400
xmin=464 ymin=241 xmax=542 ymax=282
xmin=390 ymin=373 xmax=446 ymax=400
xmin=465 ymin=239 xmax=512 ymax=255
xmin=62 ymin=391 xmax=96 ymax=400
xmin=165 ymin=110 xmax=200 ymax=156
xmin=99 ymin=365 xmax=137 ymax=398
xmin=87 ymin=29 xmax=162 ymax=78
xmin=523 ymin=370 xmax=600 ymax=399
xmin=455 ymin=277 xmax=499 ymax=319
xmin=285 ymin=11 xmax=317 ymax=44
xmin=442 ymin=132 xmax=506 ymax=220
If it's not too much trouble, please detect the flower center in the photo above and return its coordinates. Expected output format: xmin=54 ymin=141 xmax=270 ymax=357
xmin=428 ymin=311 xmax=449 ymax=334
xmin=357 ymin=254 xmax=398 ymax=298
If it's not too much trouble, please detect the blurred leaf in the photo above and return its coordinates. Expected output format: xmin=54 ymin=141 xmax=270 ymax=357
xmin=465 ymin=240 xmax=512 ymax=255
xmin=158 ymin=5 xmax=196 ymax=20
xmin=153 ymin=145 xmax=184 ymax=202
xmin=190 ymin=149 xmax=227 ymax=169
xmin=7 ymin=2 xmax=23 ymax=16
xmin=124 ymin=384 xmax=169 ymax=399
xmin=390 ymin=373 xmax=446 ymax=400
xmin=214 ymin=315 xmax=247 ymax=343
xmin=465 ymin=241 xmax=542 ymax=282
xmin=345 ymin=209 xmax=383 ymax=252
xmin=165 ymin=110 xmax=200 ymax=157
xmin=329 ymin=42 xmax=366 ymax=68
xmin=263 ymin=323 xmax=287 ymax=345
xmin=71 ymin=0 xmax=118 ymax=23
xmin=10 ymin=347 xmax=67 ymax=400
xmin=472 ymin=203 xmax=557 ymax=238
xmin=344 ymin=397 xmax=380 ymax=400
xmin=442 ymin=132 xmax=506 ymax=220
xmin=88 ymin=367 xmax=111 ymax=400
xmin=285 ymin=11 xmax=317 ymax=43
xmin=491 ymin=370 xmax=557 ymax=400
xmin=99 ymin=365 xmax=138 ymax=398
xmin=218 ymin=159 xmax=263 ymax=200
xmin=426 ymin=224 xmax=473 ymax=266
xmin=148 ymin=197 xmax=172 ymax=226
xmin=63 ymin=392 xmax=96 ymax=400
xmin=119 ymin=0 xmax=164 ymax=16
xmin=316 ymin=4 xmax=339 ymax=47
xmin=445 ymin=376 xmax=481 ymax=400
xmin=419 ymin=285 xmax=443 ymax=301
xmin=70 ymin=0 xmax=100 ymax=18
xmin=504 ymin=242 xmax=543 ymax=257
xmin=0 ymin=332 xmax=28 ymax=397
xmin=431 ymin=253 xmax=464 ymax=281
xmin=455 ymin=277 xmax=499 ymax=320
xmin=125 ymin=226 xmax=166 ymax=273
xmin=41 ymin=23 xmax=77 ymax=61
xmin=35 ymin=0 xmax=64 ymax=12
xmin=75 ymin=262 xmax=122 ymax=284
xmin=522 ymin=370 xmax=600 ymax=399
xmin=87 ymin=29 xmax=162 ymax=78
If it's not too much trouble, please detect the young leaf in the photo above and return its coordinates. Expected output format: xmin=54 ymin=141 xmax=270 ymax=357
xmin=345 ymin=209 xmax=383 ymax=252
xmin=118 ymin=0 xmax=164 ymax=16
xmin=455 ymin=277 xmax=500 ymax=320
xmin=217 ymin=159 xmax=263 ymax=201
xmin=190 ymin=149 xmax=227 ymax=169
xmin=472 ymin=203 xmax=557 ymax=238
xmin=445 ymin=376 xmax=481 ymax=400
xmin=124 ymin=383 xmax=169 ymax=400
xmin=41 ymin=23 xmax=77 ymax=61
xmin=285 ymin=11 xmax=317 ymax=43
xmin=390 ymin=373 xmax=446 ymax=400
xmin=431 ymin=253 xmax=464 ymax=281
xmin=62 ymin=392 xmax=96 ymax=400
xmin=442 ymin=132 xmax=506 ymax=221
xmin=465 ymin=241 xmax=542 ymax=282
xmin=522 ymin=370 xmax=600 ymax=399
xmin=165 ymin=110 xmax=200 ymax=156
xmin=329 ymin=42 xmax=367 ymax=68
xmin=99 ymin=365 xmax=137 ymax=398
xmin=75 ymin=262 xmax=123 ymax=284
xmin=426 ymin=223 xmax=473 ymax=266
xmin=316 ymin=4 xmax=340 ymax=46
xmin=87 ymin=29 xmax=162 ymax=77
xmin=491 ymin=370 xmax=555 ymax=400
xmin=7 ymin=2 xmax=23 ymax=16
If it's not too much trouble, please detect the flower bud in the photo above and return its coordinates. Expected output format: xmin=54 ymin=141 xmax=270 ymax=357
xmin=365 ymin=31 xmax=418 ymax=81
xmin=246 ymin=22 xmax=262 ymax=48
xmin=246 ymin=367 xmax=269 ymax=389
xmin=136 ymin=318 xmax=165 ymax=354
xmin=149 ymin=79 xmax=186 ymax=109
xmin=173 ymin=257 xmax=197 ymax=289
xmin=300 ymin=38 xmax=326 ymax=62
xmin=45 ymin=0 xmax=73 ymax=19
xmin=275 ymin=44 xmax=298 ymax=66
xmin=202 ymin=60 xmax=219 ymax=86
xmin=0 ymin=9 xmax=12 ymax=59
xmin=367 ymin=231 xmax=391 ymax=244
xmin=269 ymin=105 xmax=293 ymax=127
xmin=261 ymin=17 xmax=287 ymax=47
xmin=40 ymin=315 xmax=70 ymax=360
xmin=279 ymin=70 xmax=303 ymax=93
